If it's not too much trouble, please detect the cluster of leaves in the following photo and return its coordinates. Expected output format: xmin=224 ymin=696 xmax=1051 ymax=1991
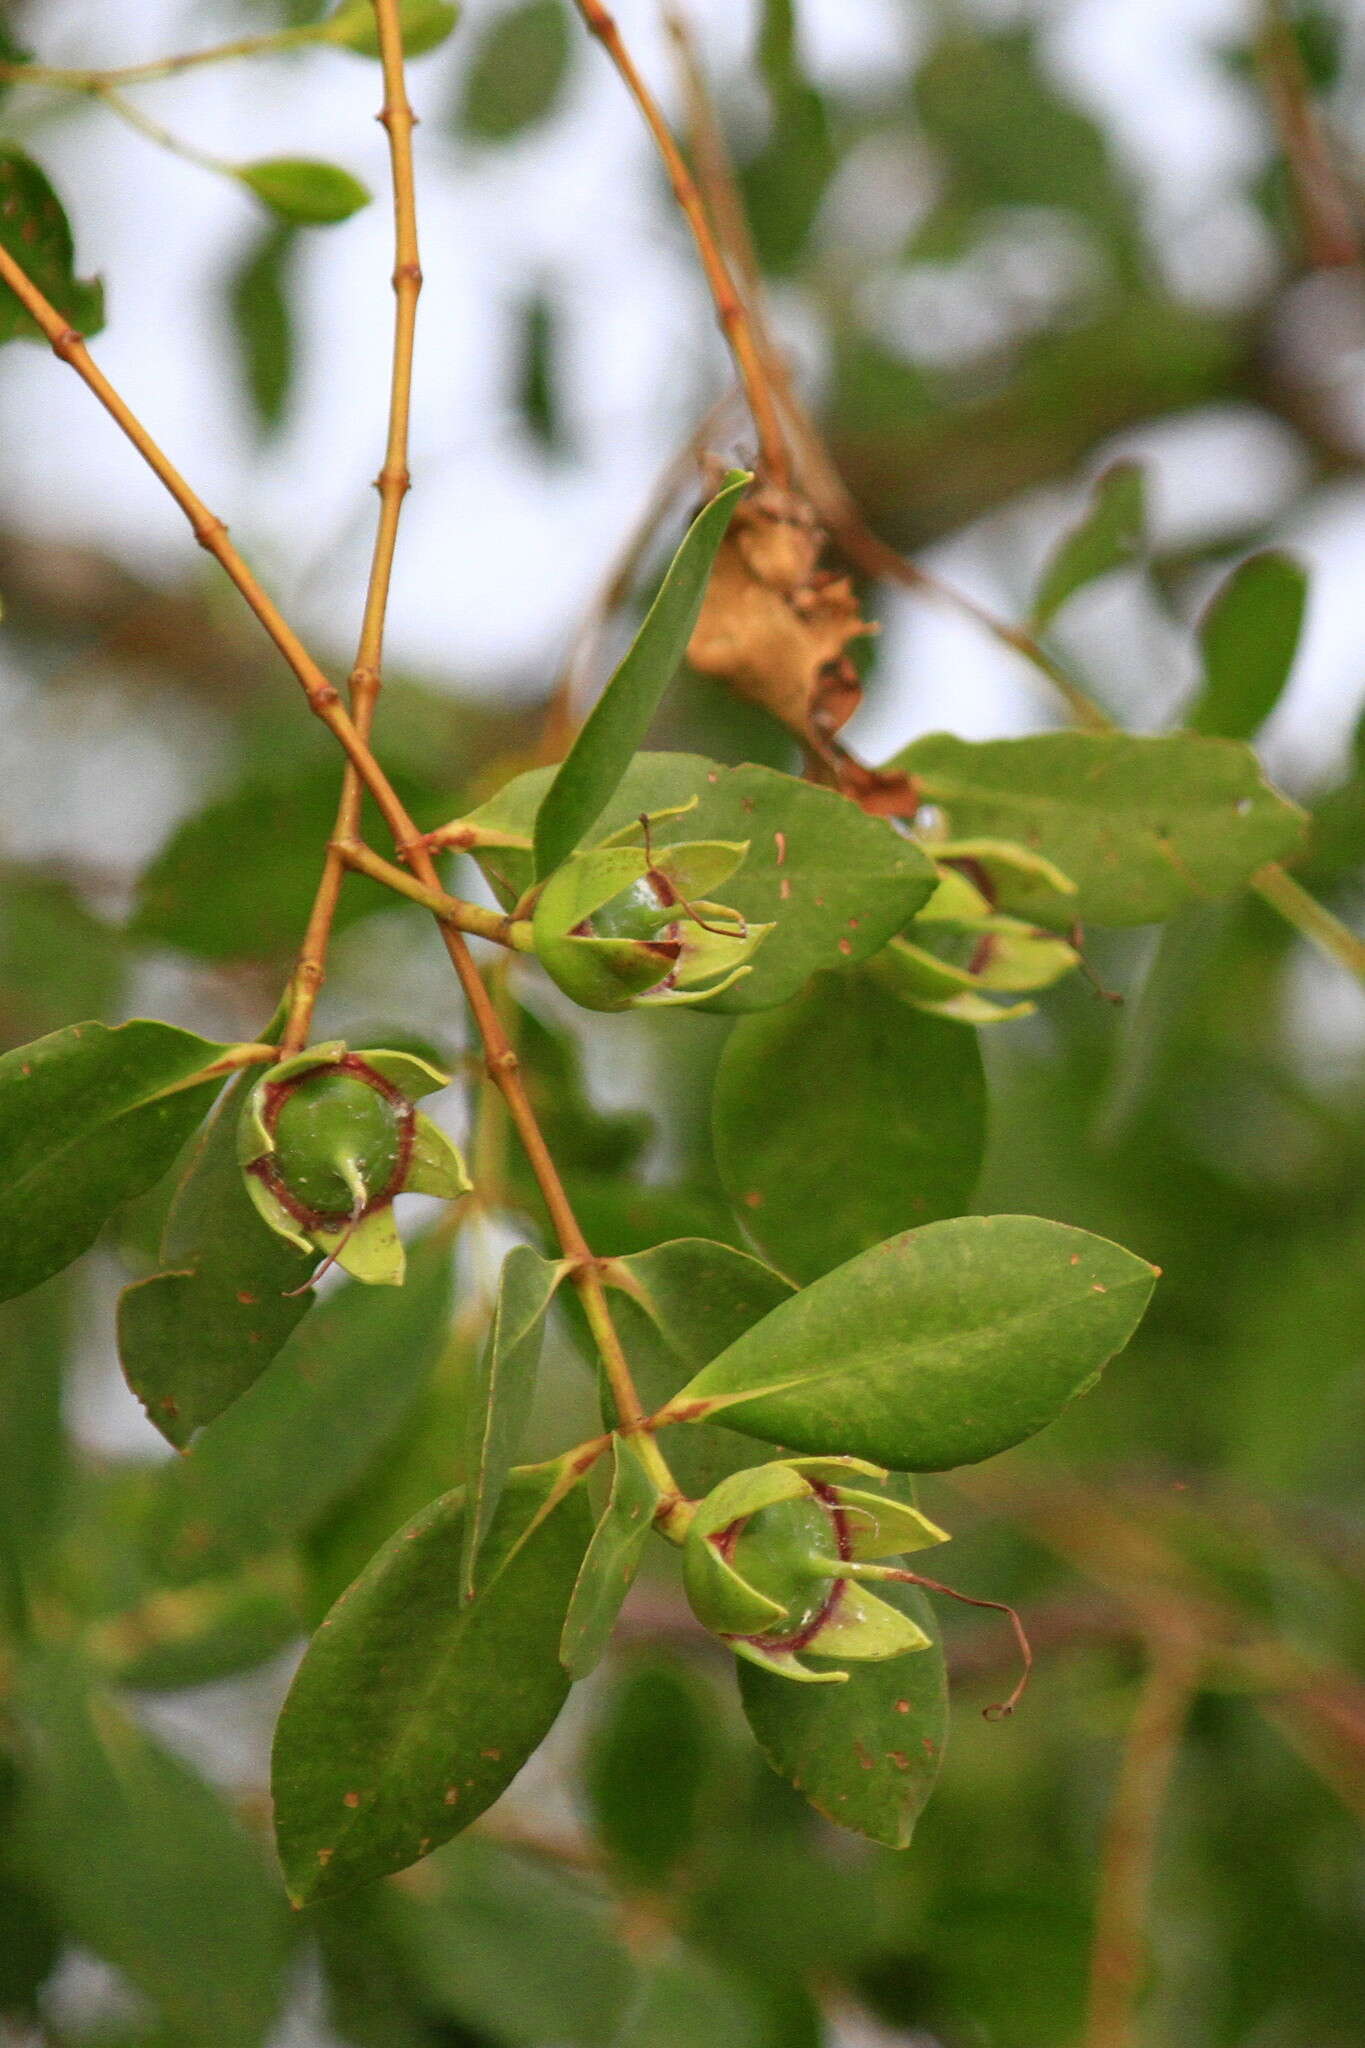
xmin=1 ymin=2 xmax=1363 ymax=2045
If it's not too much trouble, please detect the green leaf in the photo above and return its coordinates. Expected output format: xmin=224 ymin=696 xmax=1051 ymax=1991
xmin=602 ymin=1237 xmax=795 ymax=1493
xmin=894 ymin=731 xmax=1307 ymax=926
xmin=83 ymin=1549 xmax=305 ymax=1694
xmin=0 ymin=149 xmax=104 ymax=344
xmin=271 ymin=1462 xmax=592 ymax=1903
xmin=610 ymin=1945 xmax=766 ymax=2048
xmin=455 ymin=0 xmax=574 ymax=142
xmin=131 ymin=764 xmax=438 ymax=961
xmin=914 ymin=28 xmax=1143 ymax=280
xmin=14 ymin=1650 xmax=288 ymax=2046
xmin=392 ymin=1838 xmax=634 ymax=2045
xmin=515 ymin=289 xmax=565 ymax=451
xmin=738 ymin=1575 xmax=947 ymax=1847
xmin=0 ymin=1276 xmax=68 ymax=1630
xmin=533 ymin=475 xmax=750 ymax=879
xmin=0 ymin=865 xmax=123 ymax=1053
xmin=460 ymin=1244 xmax=565 ymax=1599
xmin=304 ymin=1328 xmax=471 ymax=1624
xmin=117 ymin=1070 xmax=315 ymax=1448
xmin=1031 ymin=462 xmax=1145 ymax=630
xmin=139 ymin=1231 xmax=453 ymax=1584
xmin=669 ymin=1215 xmax=1158 ymax=1470
xmin=559 ymin=1434 xmax=660 ymax=1679
xmin=0 ymin=1020 xmax=228 ymax=1306
xmin=226 ymin=220 xmax=297 ymax=433
xmin=740 ymin=0 xmax=835 ymax=276
xmin=584 ymin=1658 xmax=719 ymax=1884
xmin=467 ymin=752 xmax=937 ymax=1008
xmin=325 ymin=0 xmax=461 ymax=57
xmin=1189 ymin=550 xmax=1308 ymax=740
xmin=237 ymin=158 xmax=372 ymax=225
xmin=714 ymin=971 xmax=986 ymax=1280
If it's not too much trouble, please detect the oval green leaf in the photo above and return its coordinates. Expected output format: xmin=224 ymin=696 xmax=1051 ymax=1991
xmin=668 ymin=1215 xmax=1158 ymax=1470
xmin=714 ymin=971 xmax=986 ymax=1280
xmin=0 ymin=1020 xmax=229 ymax=1305
xmin=1030 ymin=461 xmax=1145 ymax=630
xmin=0 ymin=149 xmax=104 ymax=344
xmin=1190 ymin=549 xmax=1308 ymax=740
xmin=325 ymin=0 xmax=460 ymax=57
xmin=559 ymin=1434 xmax=661 ymax=1680
xmin=454 ymin=0 xmax=573 ymax=142
xmin=271 ymin=1462 xmax=591 ymax=1903
xmin=894 ymin=730 xmax=1307 ymax=926
xmin=238 ymin=157 xmax=372 ymax=225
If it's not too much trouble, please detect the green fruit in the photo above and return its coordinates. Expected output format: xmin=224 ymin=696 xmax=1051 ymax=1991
xmin=268 ymin=1066 xmax=406 ymax=1221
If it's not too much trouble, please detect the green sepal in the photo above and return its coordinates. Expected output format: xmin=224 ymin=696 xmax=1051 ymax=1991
xmin=310 ymin=1201 xmax=405 ymax=1288
xmin=406 ymin=1113 xmax=472 ymax=1199
xmin=831 ymin=1489 xmax=950 ymax=1560
xmin=684 ymin=1533 xmax=790 ymax=1638
xmin=804 ymin=1580 xmax=932 ymax=1662
xmin=731 ymin=1639 xmax=847 ymax=1685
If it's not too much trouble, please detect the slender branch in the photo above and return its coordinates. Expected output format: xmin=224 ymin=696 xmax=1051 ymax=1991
xmin=93 ymin=86 xmax=234 ymax=176
xmin=338 ymin=837 xmax=535 ymax=951
xmin=1251 ymin=859 xmax=1365 ymax=981
xmin=1253 ymin=0 xmax=1362 ymax=271
xmin=0 ymin=23 xmax=335 ymax=93
xmin=0 ymin=200 xmax=681 ymax=1528
xmin=1083 ymin=1644 xmax=1200 ymax=2048
xmin=284 ymin=0 xmax=425 ymax=1054
xmin=569 ymin=0 xmax=789 ymax=485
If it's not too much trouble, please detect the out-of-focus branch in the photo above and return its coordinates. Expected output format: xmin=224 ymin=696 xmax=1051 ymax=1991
xmin=1254 ymin=0 xmax=1362 ymax=271
xmin=570 ymin=0 xmax=789 ymax=484
xmin=1083 ymin=1643 xmax=1201 ymax=2048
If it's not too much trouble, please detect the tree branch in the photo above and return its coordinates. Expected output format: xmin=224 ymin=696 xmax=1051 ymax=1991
xmin=1083 ymin=1644 xmax=1200 ymax=2048
xmin=569 ymin=0 xmax=789 ymax=485
xmin=284 ymin=0 xmax=426 ymax=1054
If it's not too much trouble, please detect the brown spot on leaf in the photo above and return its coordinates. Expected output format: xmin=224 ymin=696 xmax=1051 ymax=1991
xmin=343 ymin=1792 xmax=361 ymax=1809
xmin=235 ymin=1290 xmax=258 ymax=1305
xmin=895 ymin=1699 xmax=910 ymax=1713
xmin=837 ymin=938 xmax=853 ymax=956
xmin=444 ymin=1786 xmax=459 ymax=1805
xmin=317 ymin=1848 xmax=333 ymax=1867
xmin=888 ymin=1751 xmax=911 ymax=1771
xmin=743 ymin=1189 xmax=764 ymax=1208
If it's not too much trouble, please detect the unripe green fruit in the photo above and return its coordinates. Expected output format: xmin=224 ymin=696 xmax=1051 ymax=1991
xmin=238 ymin=1041 xmax=470 ymax=1286
xmin=268 ymin=1067 xmax=406 ymax=1221
xmin=718 ymin=1495 xmax=840 ymax=1645
xmin=682 ymin=1458 xmax=950 ymax=1682
xmin=588 ymin=871 xmax=676 ymax=943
